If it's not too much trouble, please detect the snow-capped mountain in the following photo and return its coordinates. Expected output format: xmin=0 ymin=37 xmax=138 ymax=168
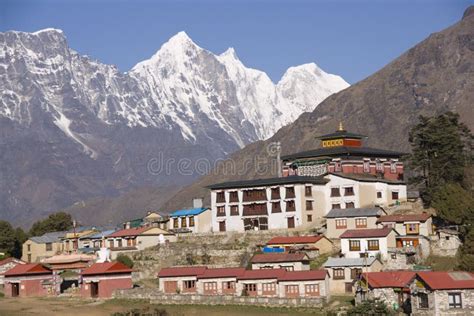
xmin=0 ymin=28 xmax=348 ymax=225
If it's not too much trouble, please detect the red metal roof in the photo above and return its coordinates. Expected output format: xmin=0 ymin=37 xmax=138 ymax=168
xmin=238 ymin=269 xmax=287 ymax=280
xmin=107 ymin=226 xmax=151 ymax=238
xmin=198 ymin=268 xmax=246 ymax=279
xmin=0 ymin=257 xmax=25 ymax=266
xmin=158 ymin=266 xmax=207 ymax=278
xmin=4 ymin=263 xmax=51 ymax=277
xmin=361 ymin=271 xmax=416 ymax=288
xmin=266 ymin=235 xmax=325 ymax=245
xmin=251 ymin=253 xmax=308 ymax=263
xmin=279 ymin=270 xmax=327 ymax=281
xmin=340 ymin=227 xmax=393 ymax=238
xmin=81 ymin=261 xmax=133 ymax=276
xmin=417 ymin=271 xmax=474 ymax=290
xmin=377 ymin=213 xmax=431 ymax=223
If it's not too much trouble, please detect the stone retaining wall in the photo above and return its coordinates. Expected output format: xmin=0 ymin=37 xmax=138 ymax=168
xmin=114 ymin=288 xmax=326 ymax=307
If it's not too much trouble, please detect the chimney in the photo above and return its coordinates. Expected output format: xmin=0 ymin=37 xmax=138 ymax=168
xmin=193 ymin=198 xmax=203 ymax=209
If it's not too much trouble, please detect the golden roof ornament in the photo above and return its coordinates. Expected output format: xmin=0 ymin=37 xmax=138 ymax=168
xmin=338 ymin=121 xmax=344 ymax=131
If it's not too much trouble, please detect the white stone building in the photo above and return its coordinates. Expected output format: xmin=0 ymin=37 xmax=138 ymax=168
xmin=340 ymin=227 xmax=397 ymax=260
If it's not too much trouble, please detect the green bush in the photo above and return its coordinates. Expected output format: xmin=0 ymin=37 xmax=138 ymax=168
xmin=116 ymin=254 xmax=134 ymax=268
xmin=347 ymin=299 xmax=394 ymax=316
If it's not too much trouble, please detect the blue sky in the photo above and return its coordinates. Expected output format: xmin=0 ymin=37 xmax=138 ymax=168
xmin=1 ymin=0 xmax=471 ymax=83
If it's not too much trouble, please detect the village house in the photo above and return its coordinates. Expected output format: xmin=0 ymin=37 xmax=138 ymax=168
xmin=356 ymin=271 xmax=416 ymax=313
xmin=250 ymin=253 xmax=310 ymax=271
xmin=106 ymin=226 xmax=175 ymax=259
xmin=431 ymin=228 xmax=462 ymax=257
xmin=3 ymin=263 xmax=54 ymax=297
xmin=325 ymin=207 xmax=386 ymax=239
xmin=196 ymin=267 xmax=246 ymax=295
xmin=340 ymin=227 xmax=397 ymax=260
xmin=236 ymin=269 xmax=287 ymax=297
xmin=22 ymin=231 xmax=66 ymax=263
xmin=411 ymin=271 xmax=474 ymax=315
xmin=281 ymin=124 xmax=405 ymax=181
xmin=158 ymin=266 xmax=207 ymax=294
xmin=0 ymin=257 xmax=25 ymax=288
xmin=78 ymin=229 xmax=116 ymax=252
xmin=377 ymin=213 xmax=433 ymax=248
xmin=81 ymin=261 xmax=133 ymax=298
xmin=169 ymin=207 xmax=212 ymax=233
xmin=277 ymin=270 xmax=330 ymax=299
xmin=265 ymin=235 xmax=333 ymax=255
xmin=142 ymin=211 xmax=170 ymax=230
xmin=323 ymin=257 xmax=383 ymax=294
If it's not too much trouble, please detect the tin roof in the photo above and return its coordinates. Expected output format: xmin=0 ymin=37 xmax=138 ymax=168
xmin=81 ymin=262 xmax=132 ymax=276
xmin=340 ymin=227 xmax=394 ymax=238
xmin=279 ymin=270 xmax=327 ymax=281
xmin=158 ymin=266 xmax=207 ymax=278
xmin=207 ymin=176 xmax=328 ymax=190
xmin=361 ymin=271 xmax=416 ymax=288
xmin=417 ymin=271 xmax=474 ymax=290
xmin=238 ymin=269 xmax=287 ymax=280
xmin=250 ymin=253 xmax=308 ymax=264
xmin=107 ymin=226 xmax=151 ymax=238
xmin=266 ymin=235 xmax=326 ymax=245
xmin=170 ymin=207 xmax=209 ymax=217
xmin=323 ymin=257 xmax=378 ymax=268
xmin=325 ymin=207 xmax=385 ymax=218
xmin=197 ymin=268 xmax=246 ymax=279
xmin=377 ymin=213 xmax=431 ymax=223
xmin=5 ymin=263 xmax=52 ymax=277
xmin=30 ymin=231 xmax=67 ymax=244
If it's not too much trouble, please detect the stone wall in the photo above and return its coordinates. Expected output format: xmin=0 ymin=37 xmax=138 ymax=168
xmin=114 ymin=288 xmax=326 ymax=307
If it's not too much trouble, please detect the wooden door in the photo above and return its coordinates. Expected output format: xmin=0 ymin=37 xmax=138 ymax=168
xmin=287 ymin=217 xmax=295 ymax=229
xmin=164 ymin=281 xmax=178 ymax=293
xmin=219 ymin=221 xmax=226 ymax=232
xmin=91 ymin=282 xmax=99 ymax=298
xmin=12 ymin=283 xmax=19 ymax=297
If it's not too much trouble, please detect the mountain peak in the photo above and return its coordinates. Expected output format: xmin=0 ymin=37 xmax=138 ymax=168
xmin=164 ymin=31 xmax=198 ymax=50
xmin=220 ymin=47 xmax=238 ymax=59
xmin=32 ymin=28 xmax=64 ymax=35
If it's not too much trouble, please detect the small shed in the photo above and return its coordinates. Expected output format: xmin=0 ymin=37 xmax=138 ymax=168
xmin=3 ymin=263 xmax=53 ymax=297
xmin=81 ymin=261 xmax=133 ymax=298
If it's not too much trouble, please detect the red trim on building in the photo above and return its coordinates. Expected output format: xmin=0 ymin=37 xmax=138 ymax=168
xmin=82 ymin=262 xmax=133 ymax=276
xmin=5 ymin=263 xmax=52 ymax=277
xmin=107 ymin=226 xmax=151 ymax=238
xmin=340 ymin=227 xmax=393 ymax=238
xmin=158 ymin=266 xmax=207 ymax=278
xmin=361 ymin=271 xmax=416 ymax=288
xmin=377 ymin=213 xmax=431 ymax=223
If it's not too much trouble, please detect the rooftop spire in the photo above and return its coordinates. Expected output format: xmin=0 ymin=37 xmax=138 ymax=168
xmin=338 ymin=121 xmax=344 ymax=131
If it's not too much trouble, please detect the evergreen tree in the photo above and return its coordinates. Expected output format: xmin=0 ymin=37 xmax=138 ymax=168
xmin=29 ymin=212 xmax=73 ymax=237
xmin=408 ymin=112 xmax=473 ymax=205
xmin=0 ymin=221 xmax=16 ymax=256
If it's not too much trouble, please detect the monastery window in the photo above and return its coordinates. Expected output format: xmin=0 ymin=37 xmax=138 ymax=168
xmin=262 ymin=282 xmax=276 ymax=294
xmin=333 ymin=268 xmax=345 ymax=280
xmin=229 ymin=191 xmax=239 ymax=202
xmin=173 ymin=218 xmax=179 ymax=228
xmin=204 ymin=282 xmax=217 ymax=292
xmin=45 ymin=243 xmax=53 ymax=252
xmin=355 ymin=218 xmax=367 ymax=228
xmin=305 ymin=284 xmax=320 ymax=295
xmin=376 ymin=159 xmax=383 ymax=172
xmin=286 ymin=201 xmax=295 ymax=212
xmin=181 ymin=217 xmax=187 ymax=227
xmin=345 ymin=201 xmax=355 ymax=209
xmin=406 ymin=223 xmax=419 ymax=235
xmin=183 ymin=280 xmax=196 ymax=290
xmin=117 ymin=239 xmax=123 ymax=248
xmin=391 ymin=191 xmax=399 ymax=200
xmin=336 ymin=219 xmax=347 ymax=229
xmin=305 ymin=186 xmax=312 ymax=197
xmin=363 ymin=159 xmax=370 ymax=173
xmin=367 ymin=240 xmax=379 ymax=251
xmin=222 ymin=281 xmax=235 ymax=290
xmin=307 ymin=215 xmax=313 ymax=222
xmin=27 ymin=244 xmax=31 ymax=252
xmin=243 ymin=189 xmax=267 ymax=202
xmin=286 ymin=187 xmax=295 ymax=198
xmin=418 ymin=292 xmax=429 ymax=309
xmin=349 ymin=240 xmax=361 ymax=251
xmin=344 ymin=187 xmax=354 ymax=196
xmin=272 ymin=202 xmax=281 ymax=213
xmin=217 ymin=206 xmax=226 ymax=217
xmin=306 ymin=200 xmax=313 ymax=210
xmin=330 ymin=187 xmax=340 ymax=197
xmin=271 ymin=187 xmax=280 ymax=199
xmin=332 ymin=203 xmax=341 ymax=209
xmin=350 ymin=268 xmax=363 ymax=280
xmin=390 ymin=160 xmax=397 ymax=173
xmin=189 ymin=216 xmax=195 ymax=227
xmin=230 ymin=206 xmax=239 ymax=216
xmin=448 ymin=293 xmax=462 ymax=309
xmin=377 ymin=191 xmax=382 ymax=199
xmin=335 ymin=160 xmax=342 ymax=172
xmin=216 ymin=192 xmax=225 ymax=203
xmin=285 ymin=284 xmax=299 ymax=295
xmin=244 ymin=283 xmax=257 ymax=293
